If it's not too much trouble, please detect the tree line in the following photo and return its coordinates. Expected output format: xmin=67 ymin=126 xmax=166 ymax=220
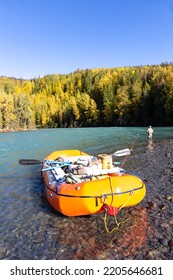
xmin=0 ymin=62 xmax=173 ymax=130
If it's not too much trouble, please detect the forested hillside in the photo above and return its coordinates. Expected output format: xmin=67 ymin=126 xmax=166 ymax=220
xmin=0 ymin=63 xmax=173 ymax=130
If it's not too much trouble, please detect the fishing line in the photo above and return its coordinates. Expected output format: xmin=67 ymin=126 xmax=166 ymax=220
xmin=121 ymin=134 xmax=139 ymax=168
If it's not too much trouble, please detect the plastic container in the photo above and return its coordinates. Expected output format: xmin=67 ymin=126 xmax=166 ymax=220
xmin=98 ymin=154 xmax=112 ymax=169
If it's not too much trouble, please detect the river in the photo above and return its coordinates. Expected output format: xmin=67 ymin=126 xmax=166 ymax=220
xmin=0 ymin=127 xmax=173 ymax=260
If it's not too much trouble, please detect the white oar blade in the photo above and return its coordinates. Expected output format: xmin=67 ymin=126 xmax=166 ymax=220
xmin=113 ymin=148 xmax=130 ymax=157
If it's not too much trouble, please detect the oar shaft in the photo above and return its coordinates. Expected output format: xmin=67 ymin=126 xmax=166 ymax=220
xmin=19 ymin=159 xmax=42 ymax=165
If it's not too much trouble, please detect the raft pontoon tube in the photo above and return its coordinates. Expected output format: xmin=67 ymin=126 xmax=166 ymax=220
xmin=42 ymin=150 xmax=146 ymax=217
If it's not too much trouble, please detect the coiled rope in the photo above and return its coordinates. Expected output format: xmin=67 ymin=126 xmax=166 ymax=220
xmin=102 ymin=177 xmax=136 ymax=233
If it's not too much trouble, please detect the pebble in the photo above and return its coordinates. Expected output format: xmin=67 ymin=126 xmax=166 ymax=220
xmin=159 ymin=238 xmax=169 ymax=247
xmin=167 ymin=195 xmax=173 ymax=202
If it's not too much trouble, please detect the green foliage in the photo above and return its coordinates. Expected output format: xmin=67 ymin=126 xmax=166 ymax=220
xmin=1 ymin=63 xmax=173 ymax=130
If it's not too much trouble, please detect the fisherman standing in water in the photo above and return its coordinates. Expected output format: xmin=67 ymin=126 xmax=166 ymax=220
xmin=147 ymin=125 xmax=153 ymax=141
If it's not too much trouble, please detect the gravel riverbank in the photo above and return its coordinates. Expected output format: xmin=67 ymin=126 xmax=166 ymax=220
xmin=128 ymin=139 xmax=173 ymax=260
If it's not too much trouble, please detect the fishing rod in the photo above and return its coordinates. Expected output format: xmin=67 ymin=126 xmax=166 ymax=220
xmin=120 ymin=134 xmax=139 ymax=168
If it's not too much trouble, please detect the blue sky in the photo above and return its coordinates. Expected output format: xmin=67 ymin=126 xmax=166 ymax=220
xmin=0 ymin=0 xmax=173 ymax=79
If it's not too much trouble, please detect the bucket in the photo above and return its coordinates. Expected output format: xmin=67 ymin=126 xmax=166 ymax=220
xmin=98 ymin=154 xmax=112 ymax=169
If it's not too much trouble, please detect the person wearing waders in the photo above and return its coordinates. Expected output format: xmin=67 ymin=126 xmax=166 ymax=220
xmin=147 ymin=125 xmax=153 ymax=141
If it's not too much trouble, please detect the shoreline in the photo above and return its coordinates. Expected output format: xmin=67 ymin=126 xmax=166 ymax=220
xmin=0 ymin=128 xmax=38 ymax=133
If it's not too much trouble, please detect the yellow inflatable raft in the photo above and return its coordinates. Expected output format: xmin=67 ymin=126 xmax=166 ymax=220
xmin=42 ymin=150 xmax=146 ymax=217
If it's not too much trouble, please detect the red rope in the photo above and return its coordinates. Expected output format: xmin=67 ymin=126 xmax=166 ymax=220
xmin=101 ymin=203 xmax=119 ymax=216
